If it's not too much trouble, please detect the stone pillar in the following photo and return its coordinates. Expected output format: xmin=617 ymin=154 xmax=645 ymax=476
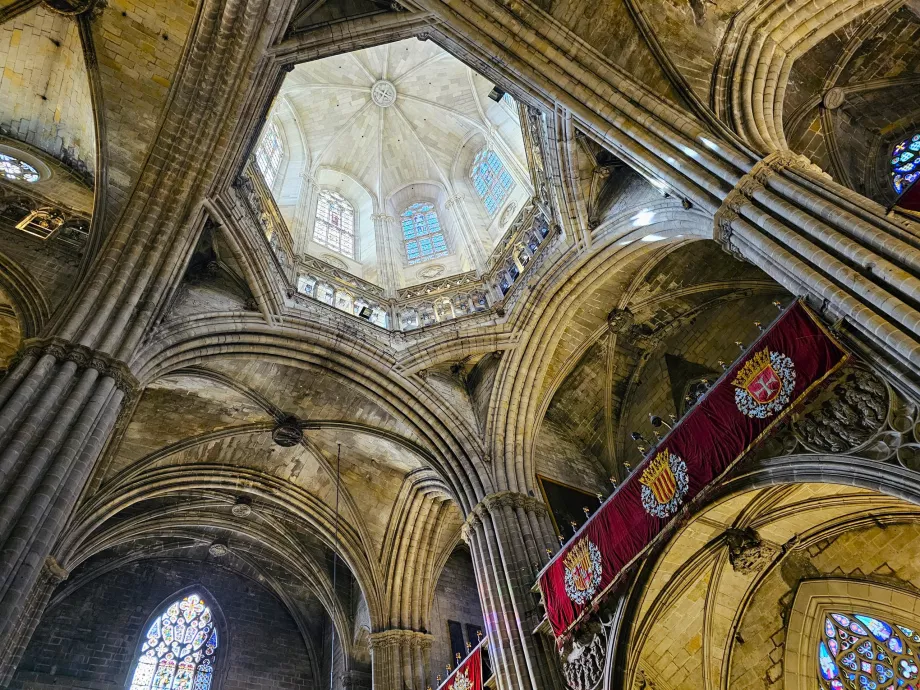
xmin=291 ymin=172 xmax=318 ymax=260
xmin=371 ymin=213 xmax=399 ymax=297
xmin=0 ymin=0 xmax=275 ymax=676
xmin=368 ymin=629 xmax=433 ymax=690
xmin=444 ymin=193 xmax=489 ymax=274
xmin=461 ymin=492 xmax=565 ymax=690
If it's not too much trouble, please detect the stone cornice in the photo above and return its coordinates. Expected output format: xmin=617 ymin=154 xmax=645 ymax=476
xmin=368 ymin=629 xmax=434 ymax=650
xmin=12 ymin=337 xmax=139 ymax=394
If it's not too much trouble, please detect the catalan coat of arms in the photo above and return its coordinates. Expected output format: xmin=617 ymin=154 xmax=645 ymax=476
xmin=450 ymin=667 xmax=472 ymax=690
xmin=640 ymin=450 xmax=689 ymax=518
xmin=563 ymin=538 xmax=603 ymax=606
xmin=731 ymin=347 xmax=796 ymax=418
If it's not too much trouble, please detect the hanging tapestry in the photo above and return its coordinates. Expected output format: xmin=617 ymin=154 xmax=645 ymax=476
xmin=439 ymin=644 xmax=483 ymax=690
xmin=537 ymin=300 xmax=848 ymax=642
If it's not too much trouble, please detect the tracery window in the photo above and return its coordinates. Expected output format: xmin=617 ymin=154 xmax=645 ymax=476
xmin=401 ymin=202 xmax=448 ymax=265
xmin=470 ymin=149 xmax=514 ymax=216
xmin=129 ymin=593 xmax=219 ymax=690
xmin=818 ymin=612 xmax=920 ymax=690
xmin=255 ymin=121 xmax=284 ymax=188
xmin=0 ymin=153 xmax=40 ymax=183
xmin=313 ymin=190 xmax=355 ymax=258
xmin=890 ymin=134 xmax=920 ymax=194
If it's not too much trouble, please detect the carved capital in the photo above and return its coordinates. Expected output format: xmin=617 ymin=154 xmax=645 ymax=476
xmin=368 ymin=629 xmax=433 ymax=651
xmin=712 ymin=206 xmax=739 ymax=245
xmin=723 ymin=527 xmax=779 ymax=575
xmin=18 ymin=337 xmax=139 ymax=394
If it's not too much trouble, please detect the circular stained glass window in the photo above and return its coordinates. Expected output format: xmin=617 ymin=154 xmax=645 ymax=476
xmin=890 ymin=133 xmax=920 ymax=194
xmin=0 ymin=153 xmax=40 ymax=183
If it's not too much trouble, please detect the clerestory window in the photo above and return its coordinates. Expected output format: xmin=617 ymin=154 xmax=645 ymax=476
xmin=313 ymin=189 xmax=356 ymax=259
xmin=470 ymin=148 xmax=514 ymax=216
xmin=401 ymin=202 xmax=448 ymax=265
xmin=255 ymin=121 xmax=284 ymax=188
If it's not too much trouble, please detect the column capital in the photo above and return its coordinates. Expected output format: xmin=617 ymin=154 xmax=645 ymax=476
xmin=370 ymin=213 xmax=395 ymax=223
xmin=42 ymin=556 xmax=69 ymax=585
xmin=463 ymin=490 xmax=549 ymax=537
xmin=12 ymin=336 xmax=139 ymax=394
xmin=444 ymin=194 xmax=464 ymax=210
xmin=368 ymin=628 xmax=434 ymax=650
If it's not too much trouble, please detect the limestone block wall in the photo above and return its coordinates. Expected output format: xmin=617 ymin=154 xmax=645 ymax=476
xmin=428 ymin=547 xmax=484 ymax=686
xmin=9 ymin=559 xmax=314 ymax=690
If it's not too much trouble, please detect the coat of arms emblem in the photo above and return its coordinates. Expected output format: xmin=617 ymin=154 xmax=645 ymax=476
xmin=639 ymin=450 xmax=689 ymax=518
xmin=451 ymin=668 xmax=472 ymax=690
xmin=563 ymin=538 xmax=603 ymax=606
xmin=731 ymin=347 xmax=796 ymax=418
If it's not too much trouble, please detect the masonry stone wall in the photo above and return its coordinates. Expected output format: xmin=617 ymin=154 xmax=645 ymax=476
xmin=428 ymin=547 xmax=484 ymax=687
xmin=730 ymin=522 xmax=920 ymax=690
xmin=10 ymin=558 xmax=314 ymax=690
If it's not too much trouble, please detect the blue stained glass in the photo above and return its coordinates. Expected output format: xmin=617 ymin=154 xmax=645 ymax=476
xmin=821 ymin=642 xmax=840 ymax=680
xmin=822 ymin=613 xmax=920 ymax=690
xmin=129 ymin=595 xmax=218 ymax=690
xmin=857 ymin=615 xmax=893 ymax=642
xmin=471 ymin=149 xmax=515 ymax=217
xmin=401 ymin=202 xmax=448 ymax=265
xmin=890 ymin=134 xmax=920 ymax=193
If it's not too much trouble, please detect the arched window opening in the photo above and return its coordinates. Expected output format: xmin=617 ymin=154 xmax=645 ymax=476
xmin=0 ymin=153 xmax=40 ymax=183
xmin=401 ymin=202 xmax=448 ymax=265
xmin=313 ymin=190 xmax=356 ymax=259
xmin=471 ymin=149 xmax=515 ymax=216
xmin=129 ymin=593 xmax=219 ymax=690
xmin=255 ymin=121 xmax=284 ymax=188
xmin=890 ymin=133 xmax=920 ymax=194
xmin=817 ymin=612 xmax=920 ymax=690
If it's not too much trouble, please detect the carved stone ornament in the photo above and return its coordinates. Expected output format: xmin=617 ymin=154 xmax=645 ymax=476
xmin=792 ymin=367 xmax=889 ymax=454
xmin=208 ymin=542 xmax=230 ymax=557
xmin=607 ymin=307 xmax=634 ymax=334
xmin=12 ymin=337 xmax=139 ymax=394
xmin=271 ymin=416 xmax=304 ymax=447
xmin=823 ymin=87 xmax=846 ymax=110
xmin=42 ymin=556 xmax=69 ymax=585
xmin=41 ymin=0 xmax=97 ymax=15
xmin=723 ymin=527 xmax=779 ymax=575
xmin=561 ymin=624 xmax=607 ymax=690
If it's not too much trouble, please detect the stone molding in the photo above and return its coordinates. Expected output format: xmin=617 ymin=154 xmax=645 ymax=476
xmin=367 ymin=629 xmax=434 ymax=651
xmin=11 ymin=337 xmax=139 ymax=394
xmin=462 ymin=490 xmax=549 ymax=539
xmin=713 ymin=150 xmax=830 ymax=249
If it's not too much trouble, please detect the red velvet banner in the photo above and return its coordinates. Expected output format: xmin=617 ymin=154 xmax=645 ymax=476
xmin=438 ymin=645 xmax=482 ymax=690
xmin=537 ymin=301 xmax=848 ymax=642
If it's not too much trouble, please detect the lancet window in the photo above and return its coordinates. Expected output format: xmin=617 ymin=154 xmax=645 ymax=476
xmin=255 ymin=121 xmax=284 ymax=188
xmin=470 ymin=149 xmax=514 ymax=216
xmin=818 ymin=612 xmax=920 ymax=690
xmin=890 ymin=134 xmax=920 ymax=194
xmin=128 ymin=593 xmax=219 ymax=690
xmin=401 ymin=202 xmax=447 ymax=265
xmin=313 ymin=189 xmax=356 ymax=258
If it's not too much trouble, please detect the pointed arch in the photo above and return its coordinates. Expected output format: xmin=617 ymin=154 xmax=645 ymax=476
xmin=126 ymin=586 xmax=227 ymax=690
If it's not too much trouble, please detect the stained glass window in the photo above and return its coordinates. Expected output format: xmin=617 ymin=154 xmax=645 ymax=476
xmin=313 ymin=190 xmax=355 ymax=258
xmin=255 ymin=121 xmax=284 ymax=188
xmin=818 ymin=612 xmax=920 ymax=690
xmin=890 ymin=134 xmax=920 ymax=194
xmin=0 ymin=153 xmax=40 ymax=183
xmin=470 ymin=149 xmax=514 ymax=216
xmin=401 ymin=202 xmax=448 ymax=265
xmin=129 ymin=593 xmax=218 ymax=690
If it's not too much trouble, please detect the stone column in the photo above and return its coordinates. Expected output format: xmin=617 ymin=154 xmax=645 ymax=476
xmin=461 ymin=492 xmax=565 ymax=690
xmin=368 ymin=629 xmax=433 ymax=690
xmin=415 ymin=0 xmax=920 ymax=398
xmin=0 ymin=0 xmax=275 ymax=675
xmin=444 ymin=193 xmax=489 ymax=274
xmin=291 ymin=172 xmax=318 ymax=260
xmin=371 ymin=213 xmax=399 ymax=297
